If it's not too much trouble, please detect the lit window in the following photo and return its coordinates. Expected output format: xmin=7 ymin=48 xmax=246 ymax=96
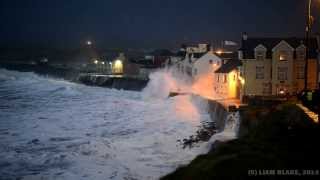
xmin=256 ymin=66 xmax=264 ymax=79
xmin=279 ymin=51 xmax=288 ymax=61
xmin=113 ymin=60 xmax=123 ymax=74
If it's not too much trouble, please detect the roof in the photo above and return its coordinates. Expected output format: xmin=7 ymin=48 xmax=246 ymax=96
xmin=214 ymin=52 xmax=238 ymax=59
xmin=193 ymin=52 xmax=206 ymax=59
xmin=215 ymin=59 xmax=242 ymax=73
xmin=176 ymin=50 xmax=186 ymax=57
xmin=240 ymin=37 xmax=318 ymax=59
xmin=150 ymin=49 xmax=174 ymax=56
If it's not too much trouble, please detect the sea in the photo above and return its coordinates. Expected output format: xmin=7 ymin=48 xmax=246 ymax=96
xmin=0 ymin=68 xmax=214 ymax=180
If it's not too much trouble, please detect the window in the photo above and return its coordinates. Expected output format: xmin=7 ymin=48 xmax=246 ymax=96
xmin=193 ymin=68 xmax=197 ymax=75
xmin=256 ymin=51 xmax=265 ymax=60
xmin=209 ymin=60 xmax=213 ymax=64
xmin=297 ymin=66 xmax=304 ymax=79
xmin=186 ymin=66 xmax=192 ymax=76
xmin=279 ymin=51 xmax=288 ymax=61
xmin=223 ymin=74 xmax=227 ymax=83
xmin=297 ymin=51 xmax=305 ymax=60
xmin=217 ymin=75 xmax=220 ymax=82
xmin=256 ymin=66 xmax=264 ymax=79
xmin=262 ymin=83 xmax=272 ymax=95
xmin=278 ymin=67 xmax=288 ymax=80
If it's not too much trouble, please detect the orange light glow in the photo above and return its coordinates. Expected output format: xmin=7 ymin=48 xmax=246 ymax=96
xmin=191 ymin=73 xmax=215 ymax=99
xmin=113 ymin=60 xmax=123 ymax=74
xmin=238 ymin=76 xmax=245 ymax=85
xmin=227 ymin=71 xmax=237 ymax=98
xmin=216 ymin=50 xmax=223 ymax=55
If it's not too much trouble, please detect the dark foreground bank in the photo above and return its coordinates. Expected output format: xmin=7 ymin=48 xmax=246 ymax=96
xmin=162 ymin=104 xmax=320 ymax=179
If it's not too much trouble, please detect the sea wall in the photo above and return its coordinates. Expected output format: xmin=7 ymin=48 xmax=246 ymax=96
xmin=207 ymin=99 xmax=230 ymax=132
xmin=77 ymin=74 xmax=148 ymax=91
xmin=0 ymin=63 xmax=149 ymax=91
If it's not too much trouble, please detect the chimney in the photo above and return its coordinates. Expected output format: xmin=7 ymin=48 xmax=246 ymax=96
xmin=206 ymin=44 xmax=211 ymax=52
xmin=242 ymin=32 xmax=248 ymax=41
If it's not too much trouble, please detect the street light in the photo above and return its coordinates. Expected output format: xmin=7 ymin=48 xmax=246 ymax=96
xmin=86 ymin=40 xmax=92 ymax=46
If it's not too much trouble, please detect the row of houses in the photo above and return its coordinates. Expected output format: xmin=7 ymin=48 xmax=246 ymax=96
xmin=172 ymin=33 xmax=320 ymax=102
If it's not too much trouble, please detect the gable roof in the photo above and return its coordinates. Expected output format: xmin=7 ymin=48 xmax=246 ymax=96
xmin=214 ymin=52 xmax=238 ymax=60
xmin=150 ymin=49 xmax=174 ymax=56
xmin=215 ymin=59 xmax=242 ymax=73
xmin=240 ymin=37 xmax=318 ymax=59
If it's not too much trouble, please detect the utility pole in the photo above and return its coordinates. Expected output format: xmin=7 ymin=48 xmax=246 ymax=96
xmin=304 ymin=0 xmax=312 ymax=90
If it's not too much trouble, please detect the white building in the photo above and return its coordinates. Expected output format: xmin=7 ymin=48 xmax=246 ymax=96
xmin=177 ymin=50 xmax=223 ymax=81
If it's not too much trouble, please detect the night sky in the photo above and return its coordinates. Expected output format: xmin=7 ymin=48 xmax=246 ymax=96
xmin=0 ymin=0 xmax=319 ymax=49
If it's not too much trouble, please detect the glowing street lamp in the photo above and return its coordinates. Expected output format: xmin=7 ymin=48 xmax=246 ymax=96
xmin=93 ymin=60 xmax=99 ymax=64
xmin=215 ymin=49 xmax=223 ymax=55
xmin=238 ymin=76 xmax=245 ymax=85
xmin=86 ymin=40 xmax=92 ymax=46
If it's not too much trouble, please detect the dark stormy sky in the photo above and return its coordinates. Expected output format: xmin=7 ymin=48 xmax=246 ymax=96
xmin=0 ymin=0 xmax=319 ymax=49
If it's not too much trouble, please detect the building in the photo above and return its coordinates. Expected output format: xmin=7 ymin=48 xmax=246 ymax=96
xmin=214 ymin=59 xmax=242 ymax=99
xmin=191 ymin=51 xmax=222 ymax=80
xmin=238 ymin=33 xmax=319 ymax=97
xmin=176 ymin=43 xmax=217 ymax=79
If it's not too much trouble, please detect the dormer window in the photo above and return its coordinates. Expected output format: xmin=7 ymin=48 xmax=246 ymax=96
xmin=297 ymin=51 xmax=305 ymax=60
xmin=296 ymin=44 xmax=306 ymax=60
xmin=279 ymin=51 xmax=288 ymax=61
xmin=256 ymin=51 xmax=265 ymax=60
xmin=254 ymin=44 xmax=267 ymax=60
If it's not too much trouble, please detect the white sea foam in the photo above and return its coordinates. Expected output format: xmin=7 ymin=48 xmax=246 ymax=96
xmin=0 ymin=69 xmax=209 ymax=180
xmin=0 ymin=68 xmax=240 ymax=179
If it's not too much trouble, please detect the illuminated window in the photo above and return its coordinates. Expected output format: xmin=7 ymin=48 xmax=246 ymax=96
xmin=279 ymin=51 xmax=288 ymax=61
xmin=278 ymin=67 xmax=288 ymax=80
xmin=113 ymin=60 xmax=123 ymax=74
xmin=256 ymin=66 xmax=264 ymax=79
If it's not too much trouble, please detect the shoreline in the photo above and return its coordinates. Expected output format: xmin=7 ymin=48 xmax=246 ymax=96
xmin=161 ymin=103 xmax=320 ymax=179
